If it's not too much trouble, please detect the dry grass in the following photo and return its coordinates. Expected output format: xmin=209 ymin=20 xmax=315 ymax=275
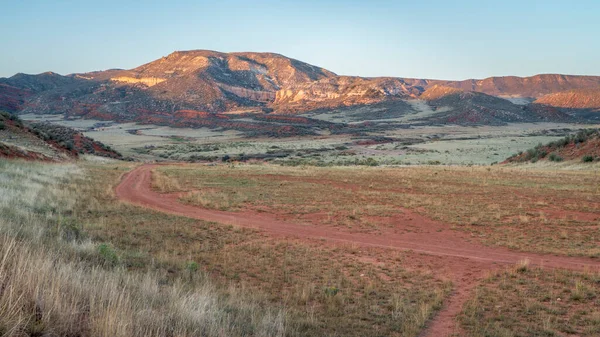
xmin=459 ymin=265 xmax=600 ymax=336
xmin=0 ymin=236 xmax=285 ymax=337
xmin=151 ymin=168 xmax=182 ymax=192
xmin=154 ymin=163 xmax=600 ymax=256
xmin=9 ymin=159 xmax=595 ymax=336
xmin=180 ymin=189 xmax=249 ymax=211
xmin=72 ymin=162 xmax=453 ymax=336
xmin=0 ymin=160 xmax=285 ymax=337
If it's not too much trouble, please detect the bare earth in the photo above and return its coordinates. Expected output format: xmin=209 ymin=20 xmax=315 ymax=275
xmin=115 ymin=164 xmax=600 ymax=337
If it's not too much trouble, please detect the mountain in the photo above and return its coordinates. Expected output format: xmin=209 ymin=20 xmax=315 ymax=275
xmin=534 ymin=87 xmax=600 ymax=110
xmin=271 ymin=74 xmax=600 ymax=114
xmin=2 ymin=49 xmax=600 ymax=129
xmin=9 ymin=51 xmax=336 ymax=120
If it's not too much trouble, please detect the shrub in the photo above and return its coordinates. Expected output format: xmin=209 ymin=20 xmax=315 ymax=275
xmin=364 ymin=157 xmax=379 ymax=166
xmin=0 ymin=121 xmax=5 ymax=130
xmin=324 ymin=286 xmax=339 ymax=296
xmin=98 ymin=243 xmax=119 ymax=266
xmin=548 ymin=153 xmax=563 ymax=162
xmin=186 ymin=261 xmax=199 ymax=281
xmin=582 ymin=155 xmax=594 ymax=163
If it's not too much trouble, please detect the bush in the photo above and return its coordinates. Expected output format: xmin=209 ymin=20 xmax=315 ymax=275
xmin=582 ymin=155 xmax=594 ymax=163
xmin=363 ymin=157 xmax=379 ymax=166
xmin=0 ymin=121 xmax=5 ymax=130
xmin=324 ymin=286 xmax=339 ymax=296
xmin=548 ymin=153 xmax=563 ymax=162
xmin=98 ymin=243 xmax=119 ymax=266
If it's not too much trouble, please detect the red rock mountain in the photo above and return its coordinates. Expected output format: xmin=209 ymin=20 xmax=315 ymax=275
xmin=81 ymin=50 xmax=336 ymax=112
xmin=2 ymin=49 xmax=600 ymax=123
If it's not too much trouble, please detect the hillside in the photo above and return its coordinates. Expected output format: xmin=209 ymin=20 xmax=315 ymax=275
xmin=535 ymin=87 xmax=600 ymax=109
xmin=436 ymin=74 xmax=600 ymax=98
xmin=0 ymin=111 xmax=122 ymax=160
xmin=504 ymin=128 xmax=600 ymax=163
xmin=272 ymin=76 xmax=428 ymax=113
xmin=413 ymin=86 xmax=575 ymax=125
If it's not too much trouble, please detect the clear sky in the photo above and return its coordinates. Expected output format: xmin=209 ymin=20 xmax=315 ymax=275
xmin=1 ymin=0 xmax=599 ymax=80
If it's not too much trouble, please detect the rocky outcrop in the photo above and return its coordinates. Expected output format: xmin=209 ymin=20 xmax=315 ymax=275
xmin=272 ymin=76 xmax=426 ymax=113
xmin=110 ymin=76 xmax=166 ymax=86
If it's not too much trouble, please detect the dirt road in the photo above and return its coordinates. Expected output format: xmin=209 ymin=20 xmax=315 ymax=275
xmin=115 ymin=164 xmax=600 ymax=337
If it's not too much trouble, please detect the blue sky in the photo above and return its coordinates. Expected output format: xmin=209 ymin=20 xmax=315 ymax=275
xmin=1 ymin=0 xmax=599 ymax=80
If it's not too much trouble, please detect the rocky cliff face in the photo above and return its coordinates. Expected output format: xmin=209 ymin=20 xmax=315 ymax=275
xmin=272 ymin=76 xmax=429 ymax=112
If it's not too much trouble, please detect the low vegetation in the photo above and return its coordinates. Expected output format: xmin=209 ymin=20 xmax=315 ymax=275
xmin=83 ymin=163 xmax=452 ymax=336
xmin=30 ymin=121 xmax=123 ymax=158
xmin=0 ymin=159 xmax=454 ymax=336
xmin=506 ymin=128 xmax=600 ymax=163
xmin=154 ymin=164 xmax=600 ymax=257
xmin=0 ymin=111 xmax=123 ymax=160
xmin=2 ymin=156 xmax=598 ymax=336
xmin=460 ymin=266 xmax=600 ymax=336
xmin=0 ymin=160 xmax=285 ymax=336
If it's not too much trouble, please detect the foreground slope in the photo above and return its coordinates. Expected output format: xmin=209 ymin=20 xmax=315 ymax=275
xmin=0 ymin=111 xmax=122 ymax=160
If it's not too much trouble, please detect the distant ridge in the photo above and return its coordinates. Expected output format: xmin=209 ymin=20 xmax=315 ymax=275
xmin=1 ymin=49 xmax=600 ymax=126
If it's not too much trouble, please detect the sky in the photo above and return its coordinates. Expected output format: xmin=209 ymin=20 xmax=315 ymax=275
xmin=1 ymin=0 xmax=599 ymax=80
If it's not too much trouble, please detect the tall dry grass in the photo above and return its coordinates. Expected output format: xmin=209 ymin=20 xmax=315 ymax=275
xmin=151 ymin=169 xmax=182 ymax=192
xmin=0 ymin=159 xmax=286 ymax=336
xmin=0 ymin=236 xmax=285 ymax=336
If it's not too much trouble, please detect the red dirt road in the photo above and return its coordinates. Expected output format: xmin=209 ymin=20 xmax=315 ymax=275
xmin=115 ymin=164 xmax=600 ymax=337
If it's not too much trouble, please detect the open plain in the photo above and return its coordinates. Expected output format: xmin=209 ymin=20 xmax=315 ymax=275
xmin=114 ymin=162 xmax=600 ymax=336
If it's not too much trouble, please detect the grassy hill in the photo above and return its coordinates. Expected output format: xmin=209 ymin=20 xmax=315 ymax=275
xmin=0 ymin=111 xmax=122 ymax=160
xmin=504 ymin=128 xmax=600 ymax=163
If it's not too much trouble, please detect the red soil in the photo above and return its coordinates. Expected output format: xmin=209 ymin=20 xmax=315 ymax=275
xmin=115 ymin=164 xmax=600 ymax=337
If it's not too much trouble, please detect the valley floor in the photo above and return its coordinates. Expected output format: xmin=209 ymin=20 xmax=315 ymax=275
xmin=1 ymin=158 xmax=599 ymax=336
